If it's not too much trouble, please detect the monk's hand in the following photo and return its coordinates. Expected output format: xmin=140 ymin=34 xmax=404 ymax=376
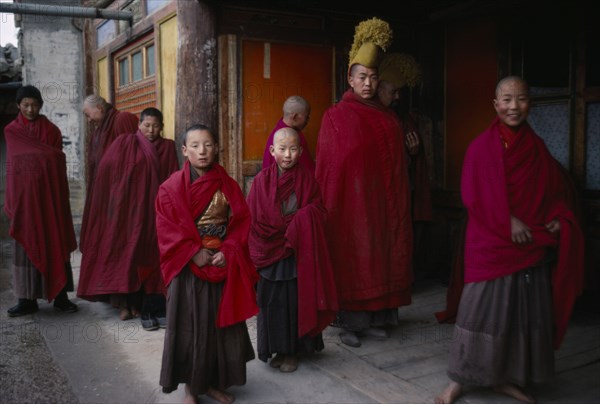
xmin=510 ymin=215 xmax=533 ymax=245
xmin=211 ymin=252 xmax=226 ymax=268
xmin=405 ymin=131 xmax=420 ymax=156
xmin=192 ymin=248 xmax=212 ymax=267
xmin=545 ymin=219 xmax=561 ymax=234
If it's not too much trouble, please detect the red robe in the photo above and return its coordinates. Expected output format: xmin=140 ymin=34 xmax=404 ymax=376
xmin=77 ymin=130 xmax=163 ymax=299
xmin=80 ymin=107 xmax=138 ymax=248
xmin=155 ymin=162 xmax=259 ymax=328
xmin=315 ymin=90 xmax=413 ymax=311
xmin=458 ymin=117 xmax=584 ymax=348
xmin=153 ymin=136 xmax=179 ymax=183
xmin=262 ymin=118 xmax=315 ymax=175
xmin=247 ymin=163 xmax=338 ymax=337
xmin=4 ymin=113 xmax=77 ymax=301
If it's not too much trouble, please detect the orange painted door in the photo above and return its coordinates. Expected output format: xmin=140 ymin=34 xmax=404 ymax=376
xmin=242 ymin=40 xmax=333 ymax=164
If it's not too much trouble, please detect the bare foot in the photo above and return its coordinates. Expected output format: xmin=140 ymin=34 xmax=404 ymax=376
xmin=131 ymin=307 xmax=141 ymax=318
xmin=183 ymin=394 xmax=197 ymax=404
xmin=184 ymin=384 xmax=198 ymax=404
xmin=435 ymin=381 xmax=462 ymax=404
xmin=493 ymin=384 xmax=536 ymax=403
xmin=119 ymin=308 xmax=132 ymax=321
xmin=207 ymin=387 xmax=235 ymax=403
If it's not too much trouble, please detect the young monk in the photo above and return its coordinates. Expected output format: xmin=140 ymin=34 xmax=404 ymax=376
xmin=248 ymin=127 xmax=338 ymax=373
xmin=138 ymin=107 xmax=179 ymax=183
xmin=156 ymin=124 xmax=258 ymax=404
xmin=137 ymin=107 xmax=179 ymax=330
xmin=4 ymin=85 xmax=78 ymax=316
xmin=435 ymin=76 xmax=584 ymax=404
xmin=262 ymin=96 xmax=315 ymax=174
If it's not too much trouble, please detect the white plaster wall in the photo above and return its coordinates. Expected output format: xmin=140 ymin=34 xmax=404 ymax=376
xmin=21 ymin=13 xmax=84 ymax=182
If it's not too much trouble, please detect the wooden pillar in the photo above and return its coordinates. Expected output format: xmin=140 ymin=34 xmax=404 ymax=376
xmin=175 ymin=0 xmax=217 ymax=162
xmin=218 ymin=34 xmax=242 ymax=184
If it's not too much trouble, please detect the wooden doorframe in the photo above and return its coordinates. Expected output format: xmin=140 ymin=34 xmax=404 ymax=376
xmin=218 ymin=34 xmax=243 ymax=184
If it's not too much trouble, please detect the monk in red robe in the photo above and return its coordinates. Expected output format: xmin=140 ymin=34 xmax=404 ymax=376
xmin=77 ymin=116 xmax=162 ymax=322
xmin=156 ymin=124 xmax=258 ymax=404
xmin=80 ymin=95 xmax=138 ymax=250
xmin=248 ymin=127 xmax=338 ymax=372
xmin=131 ymin=107 xmax=180 ymax=330
xmin=4 ymin=85 xmax=78 ymax=316
xmin=262 ymin=95 xmax=315 ymax=174
xmin=138 ymin=107 xmax=179 ymax=183
xmin=315 ymin=18 xmax=413 ymax=348
xmin=378 ymin=53 xmax=433 ymax=281
xmin=435 ymin=76 xmax=584 ymax=404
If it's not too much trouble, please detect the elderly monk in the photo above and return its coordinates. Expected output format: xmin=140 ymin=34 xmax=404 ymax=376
xmin=80 ymin=95 xmax=138 ymax=249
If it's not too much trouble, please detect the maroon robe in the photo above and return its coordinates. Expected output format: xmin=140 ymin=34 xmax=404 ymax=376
xmin=444 ymin=117 xmax=584 ymax=349
xmin=316 ymin=90 xmax=413 ymax=311
xmin=262 ymin=118 xmax=315 ymax=175
xmin=247 ymin=163 xmax=338 ymax=337
xmin=80 ymin=107 xmax=138 ymax=248
xmin=155 ymin=162 xmax=259 ymax=327
xmin=4 ymin=113 xmax=77 ymax=301
xmin=153 ymin=136 xmax=179 ymax=183
xmin=77 ymin=130 xmax=162 ymax=299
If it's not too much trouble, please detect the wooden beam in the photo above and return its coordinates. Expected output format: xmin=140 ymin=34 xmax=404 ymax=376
xmin=175 ymin=0 xmax=217 ymax=162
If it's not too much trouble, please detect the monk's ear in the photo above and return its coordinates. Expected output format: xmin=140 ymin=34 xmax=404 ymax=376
xmin=492 ymin=99 xmax=500 ymax=113
xmin=269 ymin=144 xmax=276 ymax=157
xmin=298 ymin=146 xmax=303 ymax=156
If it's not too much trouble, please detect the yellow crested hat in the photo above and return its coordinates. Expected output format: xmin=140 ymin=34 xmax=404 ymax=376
xmin=378 ymin=52 xmax=422 ymax=89
xmin=348 ymin=17 xmax=393 ymax=69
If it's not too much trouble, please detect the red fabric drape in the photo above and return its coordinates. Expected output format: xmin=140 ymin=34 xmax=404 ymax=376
xmin=247 ymin=164 xmax=338 ymax=337
xmin=315 ymin=90 xmax=413 ymax=311
xmin=155 ymin=162 xmax=259 ymax=328
xmin=77 ymin=130 xmax=163 ymax=299
xmin=4 ymin=113 xmax=77 ymax=301
xmin=262 ymin=118 xmax=315 ymax=175
xmin=153 ymin=136 xmax=179 ymax=183
xmin=457 ymin=117 xmax=584 ymax=348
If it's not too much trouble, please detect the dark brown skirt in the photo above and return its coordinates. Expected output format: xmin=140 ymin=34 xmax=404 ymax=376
xmin=256 ymin=274 xmax=324 ymax=362
xmin=447 ymin=263 xmax=554 ymax=387
xmin=12 ymin=240 xmax=74 ymax=300
xmin=159 ymin=267 xmax=255 ymax=396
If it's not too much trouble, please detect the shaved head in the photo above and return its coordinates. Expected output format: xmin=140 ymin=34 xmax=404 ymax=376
xmin=495 ymin=76 xmax=529 ymax=98
xmin=283 ymin=96 xmax=310 ymax=116
xmin=273 ymin=127 xmax=300 ymax=146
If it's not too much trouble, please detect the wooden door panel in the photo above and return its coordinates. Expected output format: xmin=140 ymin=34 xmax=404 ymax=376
xmin=242 ymin=40 xmax=333 ymax=166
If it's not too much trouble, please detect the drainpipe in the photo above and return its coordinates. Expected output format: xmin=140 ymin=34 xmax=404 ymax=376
xmin=0 ymin=2 xmax=133 ymax=25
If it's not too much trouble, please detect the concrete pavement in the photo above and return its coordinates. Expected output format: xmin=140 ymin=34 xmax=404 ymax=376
xmin=1 ymin=243 xmax=600 ymax=404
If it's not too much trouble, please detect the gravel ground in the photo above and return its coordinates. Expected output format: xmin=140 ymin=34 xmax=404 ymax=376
xmin=0 ymin=239 xmax=80 ymax=404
